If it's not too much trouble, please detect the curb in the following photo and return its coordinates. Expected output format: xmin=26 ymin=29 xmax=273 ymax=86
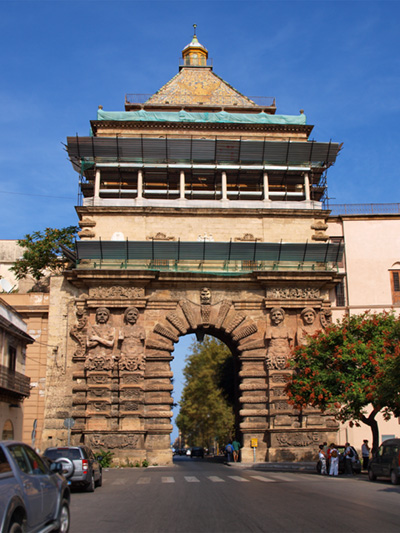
xmin=225 ymin=461 xmax=317 ymax=472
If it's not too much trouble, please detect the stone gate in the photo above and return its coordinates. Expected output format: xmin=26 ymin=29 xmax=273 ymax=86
xmin=42 ymin=31 xmax=343 ymax=464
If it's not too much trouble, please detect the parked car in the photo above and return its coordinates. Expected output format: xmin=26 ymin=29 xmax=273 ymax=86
xmin=368 ymin=438 xmax=400 ymax=484
xmin=190 ymin=447 xmax=204 ymax=458
xmin=0 ymin=440 xmax=70 ymax=533
xmin=43 ymin=445 xmax=102 ymax=492
xmin=316 ymin=445 xmax=361 ymax=474
xmin=336 ymin=445 xmax=361 ymax=474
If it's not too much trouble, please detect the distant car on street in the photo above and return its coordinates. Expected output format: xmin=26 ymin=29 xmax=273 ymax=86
xmin=44 ymin=445 xmax=102 ymax=492
xmin=368 ymin=438 xmax=400 ymax=484
xmin=0 ymin=440 xmax=70 ymax=533
xmin=190 ymin=447 xmax=204 ymax=458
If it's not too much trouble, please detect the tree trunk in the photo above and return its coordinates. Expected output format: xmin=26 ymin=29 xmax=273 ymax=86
xmin=360 ymin=408 xmax=380 ymax=454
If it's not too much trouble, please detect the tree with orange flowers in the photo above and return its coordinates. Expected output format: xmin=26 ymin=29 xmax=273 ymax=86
xmin=286 ymin=311 xmax=400 ymax=452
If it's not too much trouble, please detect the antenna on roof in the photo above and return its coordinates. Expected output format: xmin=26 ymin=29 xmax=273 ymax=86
xmin=193 ymin=23 xmax=197 ymax=36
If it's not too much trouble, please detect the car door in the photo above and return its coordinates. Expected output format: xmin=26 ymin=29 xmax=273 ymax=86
xmin=380 ymin=445 xmax=394 ymax=477
xmin=24 ymin=445 xmax=59 ymax=522
xmin=8 ymin=444 xmax=43 ymax=531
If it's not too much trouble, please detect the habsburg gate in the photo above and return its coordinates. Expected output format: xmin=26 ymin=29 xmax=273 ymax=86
xmin=42 ymin=32 xmax=343 ymax=464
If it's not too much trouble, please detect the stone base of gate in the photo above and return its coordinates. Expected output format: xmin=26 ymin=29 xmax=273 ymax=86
xmin=268 ymin=429 xmax=339 ymax=462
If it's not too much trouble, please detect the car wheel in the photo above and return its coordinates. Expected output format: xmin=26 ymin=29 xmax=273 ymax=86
xmin=390 ymin=470 xmax=400 ymax=485
xmin=55 ymin=458 xmax=74 ymax=480
xmin=8 ymin=520 xmax=24 ymax=533
xmin=85 ymin=472 xmax=95 ymax=492
xmin=56 ymin=499 xmax=70 ymax=533
xmin=368 ymin=469 xmax=376 ymax=481
xmin=95 ymin=470 xmax=103 ymax=488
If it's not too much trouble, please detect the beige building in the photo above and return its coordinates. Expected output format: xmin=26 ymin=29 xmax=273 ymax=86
xmin=327 ymin=211 xmax=400 ymax=448
xmin=0 ymin=297 xmax=33 ymax=440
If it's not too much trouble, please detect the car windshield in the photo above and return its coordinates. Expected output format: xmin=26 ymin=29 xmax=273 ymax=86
xmin=45 ymin=448 xmax=82 ymax=460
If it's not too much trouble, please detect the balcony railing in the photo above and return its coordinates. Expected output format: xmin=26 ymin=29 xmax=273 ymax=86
xmin=125 ymin=94 xmax=276 ymax=107
xmin=325 ymin=203 xmax=400 ymax=216
xmin=0 ymin=365 xmax=30 ymax=399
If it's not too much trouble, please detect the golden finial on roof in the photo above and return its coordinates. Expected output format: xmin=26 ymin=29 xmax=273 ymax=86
xmin=182 ymin=24 xmax=208 ymax=66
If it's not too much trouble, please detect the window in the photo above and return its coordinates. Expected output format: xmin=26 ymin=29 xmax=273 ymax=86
xmin=335 ymin=281 xmax=346 ymax=307
xmin=8 ymin=346 xmax=16 ymax=372
xmin=2 ymin=420 xmax=14 ymax=440
xmin=330 ymin=237 xmax=344 ymax=268
xmin=24 ymin=445 xmax=48 ymax=475
xmin=390 ymin=271 xmax=400 ymax=304
xmin=9 ymin=445 xmax=32 ymax=474
xmin=0 ymin=448 xmax=12 ymax=475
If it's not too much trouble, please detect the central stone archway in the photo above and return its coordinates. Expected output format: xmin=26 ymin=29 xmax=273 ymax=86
xmin=43 ymin=269 xmax=341 ymax=465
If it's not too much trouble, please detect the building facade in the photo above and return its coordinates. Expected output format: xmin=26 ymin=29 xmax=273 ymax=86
xmin=40 ymin=33 xmax=345 ymax=464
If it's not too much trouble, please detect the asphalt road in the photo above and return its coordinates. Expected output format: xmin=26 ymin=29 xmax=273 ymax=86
xmin=69 ymin=457 xmax=400 ymax=533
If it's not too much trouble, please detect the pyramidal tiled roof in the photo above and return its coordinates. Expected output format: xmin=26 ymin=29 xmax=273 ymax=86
xmin=146 ymin=68 xmax=257 ymax=107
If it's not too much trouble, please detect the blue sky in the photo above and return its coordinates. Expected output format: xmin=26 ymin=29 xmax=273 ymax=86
xmin=1 ymin=0 xmax=399 ymax=442
xmin=1 ymin=0 xmax=399 ymax=241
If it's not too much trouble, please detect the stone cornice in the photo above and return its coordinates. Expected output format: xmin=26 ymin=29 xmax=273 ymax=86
xmin=76 ymin=205 xmax=326 ymax=218
xmin=91 ymin=120 xmax=314 ymax=136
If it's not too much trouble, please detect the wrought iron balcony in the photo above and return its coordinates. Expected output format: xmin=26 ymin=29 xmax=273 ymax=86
xmin=0 ymin=365 xmax=30 ymax=399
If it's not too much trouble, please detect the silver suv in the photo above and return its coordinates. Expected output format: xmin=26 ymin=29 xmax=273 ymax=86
xmin=44 ymin=445 xmax=102 ymax=492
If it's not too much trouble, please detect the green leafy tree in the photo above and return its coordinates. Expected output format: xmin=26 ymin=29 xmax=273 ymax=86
xmin=11 ymin=226 xmax=78 ymax=281
xmin=176 ymin=336 xmax=235 ymax=449
xmin=286 ymin=311 xmax=400 ymax=452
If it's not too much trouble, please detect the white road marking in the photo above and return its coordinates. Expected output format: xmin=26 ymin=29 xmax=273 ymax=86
xmin=184 ymin=476 xmax=200 ymax=483
xmin=207 ymin=476 xmax=225 ymax=482
xmin=161 ymin=476 xmax=175 ymax=483
xmin=267 ymin=474 xmax=294 ymax=482
xmin=137 ymin=477 xmax=151 ymax=484
xmin=228 ymin=475 xmax=250 ymax=482
xmin=251 ymin=475 xmax=276 ymax=482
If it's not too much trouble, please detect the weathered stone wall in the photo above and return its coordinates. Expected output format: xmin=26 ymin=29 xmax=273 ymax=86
xmin=76 ymin=207 xmax=329 ymax=243
xmin=42 ymin=270 xmax=340 ymax=464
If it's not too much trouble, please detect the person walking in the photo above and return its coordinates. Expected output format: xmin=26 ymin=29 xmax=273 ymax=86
xmin=318 ymin=444 xmax=328 ymax=475
xmin=344 ymin=442 xmax=354 ymax=475
xmin=232 ymin=438 xmax=241 ymax=462
xmin=361 ymin=439 xmax=370 ymax=470
xmin=225 ymin=442 xmax=234 ymax=462
xmin=329 ymin=443 xmax=339 ymax=476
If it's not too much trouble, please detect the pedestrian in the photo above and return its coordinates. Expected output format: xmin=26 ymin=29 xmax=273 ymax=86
xmin=225 ymin=442 xmax=234 ymax=462
xmin=318 ymin=445 xmax=327 ymax=475
xmin=361 ymin=439 xmax=370 ymax=470
xmin=232 ymin=438 xmax=241 ymax=462
xmin=326 ymin=442 xmax=332 ymax=473
xmin=329 ymin=443 xmax=339 ymax=476
xmin=344 ymin=442 xmax=354 ymax=475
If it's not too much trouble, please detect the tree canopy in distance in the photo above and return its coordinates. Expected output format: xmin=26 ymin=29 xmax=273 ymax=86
xmin=176 ymin=336 xmax=235 ymax=449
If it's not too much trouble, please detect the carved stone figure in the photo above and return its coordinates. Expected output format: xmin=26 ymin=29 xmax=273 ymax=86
xmin=320 ymin=309 xmax=332 ymax=329
xmin=70 ymin=308 xmax=88 ymax=357
xmin=265 ymin=307 xmax=293 ymax=370
xmin=85 ymin=307 xmax=115 ymax=370
xmin=118 ymin=307 xmax=145 ymax=372
xmin=296 ymin=307 xmax=320 ymax=346
xmin=200 ymin=287 xmax=211 ymax=305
